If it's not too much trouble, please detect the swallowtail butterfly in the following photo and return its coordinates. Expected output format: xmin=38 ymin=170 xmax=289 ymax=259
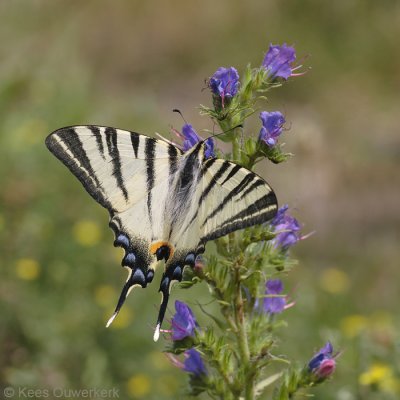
xmin=46 ymin=126 xmax=278 ymax=341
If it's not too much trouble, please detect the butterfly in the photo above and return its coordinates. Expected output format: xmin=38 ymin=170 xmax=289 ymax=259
xmin=45 ymin=126 xmax=278 ymax=341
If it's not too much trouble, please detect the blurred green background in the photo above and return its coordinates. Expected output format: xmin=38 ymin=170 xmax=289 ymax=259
xmin=1 ymin=1 xmax=399 ymax=399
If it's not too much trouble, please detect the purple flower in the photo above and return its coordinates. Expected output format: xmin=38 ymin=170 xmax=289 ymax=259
xmin=263 ymin=279 xmax=286 ymax=314
xmin=259 ymin=111 xmax=285 ymax=147
xmin=182 ymin=124 xmax=201 ymax=152
xmin=262 ymin=43 xmax=296 ymax=80
xmin=183 ymin=349 xmax=207 ymax=376
xmin=308 ymin=342 xmax=336 ymax=378
xmin=204 ymin=138 xmax=215 ymax=159
xmin=271 ymin=205 xmax=301 ymax=249
xmin=209 ymin=67 xmax=240 ymax=101
xmin=171 ymin=300 xmax=197 ymax=341
xmin=181 ymin=124 xmax=215 ymax=158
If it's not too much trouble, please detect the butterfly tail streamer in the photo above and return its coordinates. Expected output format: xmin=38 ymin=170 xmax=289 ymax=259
xmin=106 ymin=267 xmax=147 ymax=328
xmin=154 ymin=264 xmax=184 ymax=341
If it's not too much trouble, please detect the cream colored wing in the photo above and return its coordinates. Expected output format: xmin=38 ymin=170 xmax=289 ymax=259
xmin=46 ymin=125 xmax=183 ymax=330
xmin=170 ymin=158 xmax=278 ymax=250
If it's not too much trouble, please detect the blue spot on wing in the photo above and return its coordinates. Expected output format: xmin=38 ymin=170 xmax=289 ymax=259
xmin=133 ymin=269 xmax=146 ymax=285
xmin=114 ymin=234 xmax=130 ymax=249
xmin=123 ymin=253 xmax=136 ymax=266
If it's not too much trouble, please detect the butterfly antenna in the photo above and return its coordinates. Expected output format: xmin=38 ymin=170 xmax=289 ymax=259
xmin=172 ymin=108 xmax=188 ymax=124
xmin=206 ymin=124 xmax=243 ymax=141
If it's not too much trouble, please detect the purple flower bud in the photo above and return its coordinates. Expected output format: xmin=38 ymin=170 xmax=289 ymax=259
xmin=171 ymin=300 xmax=197 ymax=341
xmin=183 ymin=349 xmax=207 ymax=376
xmin=263 ymin=279 xmax=286 ymax=314
xmin=271 ymin=205 xmax=301 ymax=249
xmin=181 ymin=124 xmax=215 ymax=158
xmin=259 ymin=111 xmax=285 ymax=147
xmin=262 ymin=43 xmax=296 ymax=80
xmin=316 ymin=359 xmax=336 ymax=378
xmin=308 ymin=342 xmax=336 ymax=379
xmin=209 ymin=67 xmax=240 ymax=100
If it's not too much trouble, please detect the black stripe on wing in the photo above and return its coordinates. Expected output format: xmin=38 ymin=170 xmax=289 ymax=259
xmin=201 ymin=172 xmax=256 ymax=228
xmin=88 ymin=125 xmax=105 ymax=160
xmin=198 ymin=160 xmax=231 ymax=206
xmin=178 ymin=157 xmax=219 ymax=235
xmin=168 ymin=144 xmax=179 ymax=177
xmin=105 ymin=127 xmax=129 ymax=202
xmin=145 ymin=138 xmax=156 ymax=221
xmin=220 ymin=163 xmax=241 ymax=185
xmin=45 ymin=127 xmax=115 ymax=212
xmin=177 ymin=143 xmax=202 ymax=191
xmin=238 ymin=179 xmax=266 ymax=200
xmin=200 ymin=207 xmax=277 ymax=243
xmin=200 ymin=191 xmax=278 ymax=243
xmin=130 ymin=132 xmax=140 ymax=158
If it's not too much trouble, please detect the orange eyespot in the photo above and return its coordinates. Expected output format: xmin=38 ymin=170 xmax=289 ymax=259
xmin=150 ymin=241 xmax=174 ymax=262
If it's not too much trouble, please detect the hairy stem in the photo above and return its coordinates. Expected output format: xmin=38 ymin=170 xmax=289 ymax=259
xmin=232 ymin=135 xmax=240 ymax=163
xmin=232 ymin=263 xmax=255 ymax=400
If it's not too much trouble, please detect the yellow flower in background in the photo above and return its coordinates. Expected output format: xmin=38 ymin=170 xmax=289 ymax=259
xmin=341 ymin=314 xmax=368 ymax=338
xmin=359 ymin=363 xmax=400 ymax=393
xmin=16 ymin=258 xmax=40 ymax=280
xmin=104 ymin=307 xmax=133 ymax=329
xmin=319 ymin=268 xmax=350 ymax=294
xmin=73 ymin=220 xmax=101 ymax=247
xmin=127 ymin=373 xmax=151 ymax=398
xmin=94 ymin=285 xmax=117 ymax=307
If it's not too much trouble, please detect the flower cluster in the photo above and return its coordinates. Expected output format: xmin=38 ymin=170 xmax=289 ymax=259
xmin=168 ymin=301 xmax=208 ymax=381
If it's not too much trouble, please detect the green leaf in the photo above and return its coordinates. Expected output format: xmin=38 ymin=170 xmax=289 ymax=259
xmin=255 ymin=372 xmax=284 ymax=396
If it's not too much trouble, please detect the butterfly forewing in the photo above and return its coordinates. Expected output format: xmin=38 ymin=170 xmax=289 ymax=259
xmin=170 ymin=158 xmax=278 ymax=248
xmin=45 ymin=126 xmax=182 ymax=213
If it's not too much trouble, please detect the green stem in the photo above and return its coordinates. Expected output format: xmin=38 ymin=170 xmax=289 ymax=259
xmin=232 ymin=134 xmax=240 ymax=163
xmin=232 ymin=264 xmax=255 ymax=400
